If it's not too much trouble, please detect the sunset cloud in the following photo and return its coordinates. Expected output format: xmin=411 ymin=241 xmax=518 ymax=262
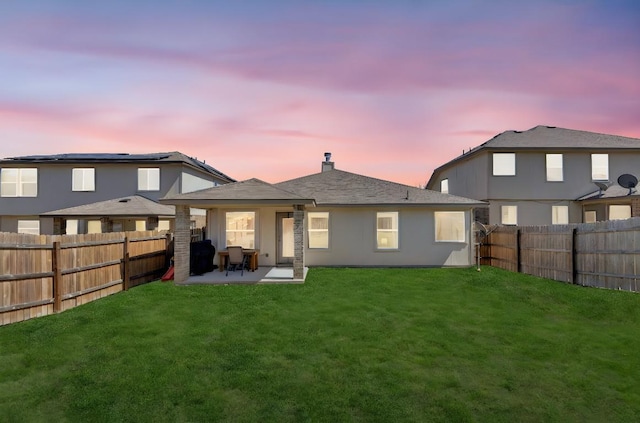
xmin=0 ymin=1 xmax=638 ymax=185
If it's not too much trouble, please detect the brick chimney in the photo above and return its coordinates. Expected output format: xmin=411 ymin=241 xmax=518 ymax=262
xmin=322 ymin=152 xmax=334 ymax=172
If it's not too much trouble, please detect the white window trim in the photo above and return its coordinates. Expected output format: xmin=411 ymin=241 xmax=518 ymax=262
xmin=434 ymin=211 xmax=466 ymax=242
xmin=17 ymin=219 xmax=40 ymax=235
xmin=1 ymin=168 xmax=38 ymax=197
xmin=493 ymin=153 xmax=516 ymax=176
xmin=307 ymin=212 xmax=329 ymax=249
xmin=224 ymin=210 xmax=257 ymax=249
xmin=501 ymin=205 xmax=518 ymax=225
xmin=72 ymin=168 xmax=95 ymax=192
xmin=138 ymin=168 xmax=160 ymax=191
xmin=545 ymin=154 xmax=563 ymax=182
xmin=609 ymin=205 xmax=631 ymax=221
xmin=440 ymin=179 xmax=449 ymax=194
xmin=591 ymin=154 xmax=609 ymax=181
xmin=552 ymin=205 xmax=569 ymax=225
xmin=376 ymin=211 xmax=399 ymax=250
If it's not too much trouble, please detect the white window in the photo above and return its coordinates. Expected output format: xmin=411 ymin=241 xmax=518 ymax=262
xmin=72 ymin=168 xmax=95 ymax=191
xmin=66 ymin=219 xmax=79 ymax=235
xmin=552 ymin=205 xmax=569 ymax=224
xmin=591 ymin=154 xmax=609 ymax=181
xmin=135 ymin=220 xmax=147 ymax=231
xmin=501 ymin=205 xmax=518 ymax=225
xmin=17 ymin=220 xmax=40 ymax=235
xmin=440 ymin=179 xmax=449 ymax=194
xmin=226 ymin=211 xmax=255 ymax=248
xmin=493 ymin=153 xmax=515 ymax=176
xmin=609 ymin=205 xmax=631 ymax=220
xmin=376 ymin=212 xmax=398 ymax=249
xmin=308 ymin=212 xmax=329 ymax=249
xmin=584 ymin=211 xmax=597 ymax=223
xmin=546 ymin=154 xmax=563 ymax=182
xmin=71 ymin=167 xmax=96 ymax=191
xmin=138 ymin=168 xmax=160 ymax=191
xmin=435 ymin=211 xmax=466 ymax=242
xmin=158 ymin=220 xmax=171 ymax=231
xmin=88 ymin=220 xmax=102 ymax=234
xmin=1 ymin=168 xmax=38 ymax=197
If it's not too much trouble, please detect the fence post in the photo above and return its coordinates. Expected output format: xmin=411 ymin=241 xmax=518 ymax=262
xmin=570 ymin=227 xmax=577 ymax=284
xmin=122 ymin=237 xmax=130 ymax=291
xmin=52 ymin=241 xmax=62 ymax=312
xmin=515 ymin=228 xmax=521 ymax=273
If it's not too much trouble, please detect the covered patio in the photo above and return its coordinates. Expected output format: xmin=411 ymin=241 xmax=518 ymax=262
xmin=160 ymin=178 xmax=315 ymax=284
xmin=178 ymin=266 xmax=309 ymax=285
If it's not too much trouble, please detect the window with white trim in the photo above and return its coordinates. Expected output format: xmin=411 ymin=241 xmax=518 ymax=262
xmin=584 ymin=211 xmax=597 ymax=223
xmin=440 ymin=179 xmax=449 ymax=194
xmin=501 ymin=205 xmax=517 ymax=225
xmin=591 ymin=154 xmax=609 ymax=181
xmin=552 ymin=205 xmax=569 ymax=224
xmin=308 ymin=212 xmax=329 ymax=249
xmin=72 ymin=168 xmax=95 ymax=191
xmin=435 ymin=211 xmax=466 ymax=242
xmin=546 ymin=154 xmax=563 ymax=182
xmin=609 ymin=205 xmax=631 ymax=220
xmin=138 ymin=168 xmax=160 ymax=191
xmin=88 ymin=220 xmax=102 ymax=234
xmin=493 ymin=153 xmax=515 ymax=176
xmin=17 ymin=220 xmax=40 ymax=235
xmin=376 ymin=212 xmax=398 ymax=249
xmin=1 ymin=168 xmax=38 ymax=197
xmin=226 ymin=211 xmax=255 ymax=248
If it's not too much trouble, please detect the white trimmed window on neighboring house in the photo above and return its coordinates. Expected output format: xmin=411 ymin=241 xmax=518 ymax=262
xmin=376 ymin=211 xmax=398 ymax=249
xmin=440 ymin=179 xmax=449 ymax=194
xmin=1 ymin=168 xmax=38 ymax=197
xmin=591 ymin=154 xmax=609 ymax=181
xmin=435 ymin=211 xmax=466 ymax=242
xmin=552 ymin=205 xmax=569 ymax=224
xmin=138 ymin=168 xmax=160 ymax=191
xmin=584 ymin=211 xmax=597 ymax=223
xmin=493 ymin=153 xmax=516 ymax=176
xmin=501 ymin=205 xmax=517 ymax=225
xmin=17 ymin=220 xmax=40 ymax=235
xmin=609 ymin=205 xmax=631 ymax=220
xmin=72 ymin=168 xmax=95 ymax=191
xmin=546 ymin=154 xmax=563 ymax=182
xmin=308 ymin=212 xmax=329 ymax=249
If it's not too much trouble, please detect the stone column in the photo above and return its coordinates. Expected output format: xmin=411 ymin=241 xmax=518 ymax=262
xmin=293 ymin=204 xmax=305 ymax=279
xmin=174 ymin=205 xmax=191 ymax=283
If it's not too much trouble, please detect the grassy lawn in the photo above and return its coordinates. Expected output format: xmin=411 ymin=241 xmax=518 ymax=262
xmin=1 ymin=267 xmax=639 ymax=422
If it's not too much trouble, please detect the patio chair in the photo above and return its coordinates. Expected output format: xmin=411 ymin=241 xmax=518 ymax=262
xmin=225 ymin=246 xmax=247 ymax=276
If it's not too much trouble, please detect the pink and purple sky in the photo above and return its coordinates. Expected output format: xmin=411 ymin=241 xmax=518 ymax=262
xmin=1 ymin=1 xmax=639 ymax=186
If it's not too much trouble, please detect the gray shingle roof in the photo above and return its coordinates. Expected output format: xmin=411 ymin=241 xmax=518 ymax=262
xmin=275 ymin=169 xmax=484 ymax=206
xmin=2 ymin=151 xmax=235 ymax=182
xmin=428 ymin=126 xmax=640 ymax=187
xmin=479 ymin=126 xmax=640 ymax=150
xmin=41 ymin=195 xmax=175 ymax=217
xmin=160 ymin=178 xmax=315 ymax=205
xmin=577 ymin=184 xmax=639 ymax=201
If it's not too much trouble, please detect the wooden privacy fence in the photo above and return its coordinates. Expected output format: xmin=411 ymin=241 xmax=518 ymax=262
xmin=0 ymin=231 xmax=170 ymax=326
xmin=480 ymin=217 xmax=640 ymax=292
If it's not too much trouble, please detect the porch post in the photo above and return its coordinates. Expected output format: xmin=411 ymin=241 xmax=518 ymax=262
xmin=293 ymin=204 xmax=305 ymax=279
xmin=174 ymin=205 xmax=191 ymax=283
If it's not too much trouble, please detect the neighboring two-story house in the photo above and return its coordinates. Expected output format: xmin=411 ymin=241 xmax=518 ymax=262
xmin=0 ymin=152 xmax=234 ymax=235
xmin=426 ymin=126 xmax=640 ymax=226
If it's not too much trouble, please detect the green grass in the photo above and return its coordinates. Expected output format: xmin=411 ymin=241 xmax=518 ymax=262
xmin=1 ymin=267 xmax=639 ymax=422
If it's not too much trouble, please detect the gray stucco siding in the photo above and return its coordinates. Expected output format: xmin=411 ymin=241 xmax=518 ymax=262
xmin=304 ymin=206 xmax=473 ymax=267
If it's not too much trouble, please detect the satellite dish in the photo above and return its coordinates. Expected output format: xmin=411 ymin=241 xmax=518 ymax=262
xmin=618 ymin=174 xmax=638 ymax=189
xmin=594 ymin=181 xmax=611 ymax=193
xmin=618 ymin=174 xmax=638 ymax=195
